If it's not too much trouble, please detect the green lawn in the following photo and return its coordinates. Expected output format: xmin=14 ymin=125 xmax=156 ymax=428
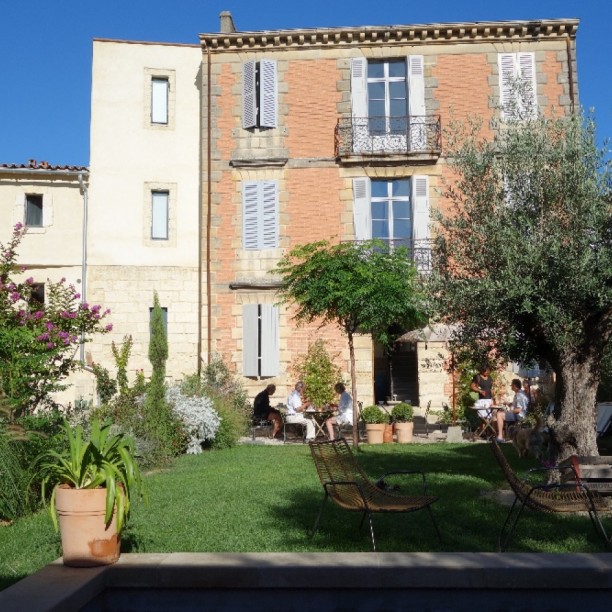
xmin=1 ymin=441 xmax=608 ymax=591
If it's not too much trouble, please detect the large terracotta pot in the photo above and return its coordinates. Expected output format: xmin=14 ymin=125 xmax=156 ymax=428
xmin=55 ymin=486 xmax=120 ymax=567
xmin=383 ymin=423 xmax=394 ymax=443
xmin=395 ymin=422 xmax=414 ymax=444
xmin=365 ymin=423 xmax=385 ymax=445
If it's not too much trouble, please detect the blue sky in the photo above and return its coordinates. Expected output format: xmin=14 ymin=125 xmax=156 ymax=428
xmin=1 ymin=0 xmax=610 ymax=166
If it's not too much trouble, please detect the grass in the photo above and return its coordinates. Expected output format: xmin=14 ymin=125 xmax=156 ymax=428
xmin=1 ymin=441 xmax=609 ymax=591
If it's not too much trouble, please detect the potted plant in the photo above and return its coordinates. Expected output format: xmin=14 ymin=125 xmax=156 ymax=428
xmin=391 ymin=402 xmax=414 ymax=443
xmin=35 ymin=418 xmax=144 ymax=567
xmin=360 ymin=405 xmax=387 ymax=444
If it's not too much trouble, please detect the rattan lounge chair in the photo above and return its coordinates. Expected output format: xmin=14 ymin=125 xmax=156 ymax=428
xmin=308 ymin=438 xmax=441 ymax=551
xmin=491 ymin=439 xmax=611 ymax=551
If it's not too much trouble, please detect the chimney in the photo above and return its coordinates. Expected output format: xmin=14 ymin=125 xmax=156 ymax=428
xmin=219 ymin=11 xmax=236 ymax=33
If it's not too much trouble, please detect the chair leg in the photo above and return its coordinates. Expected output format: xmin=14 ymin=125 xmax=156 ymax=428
xmin=367 ymin=512 xmax=377 ymax=552
xmin=426 ymin=505 xmax=442 ymax=542
xmin=499 ymin=496 xmax=525 ymax=552
xmin=309 ymin=493 xmax=329 ymax=540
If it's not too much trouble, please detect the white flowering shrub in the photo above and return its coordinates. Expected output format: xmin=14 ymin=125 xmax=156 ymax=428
xmin=165 ymin=385 xmax=221 ymax=454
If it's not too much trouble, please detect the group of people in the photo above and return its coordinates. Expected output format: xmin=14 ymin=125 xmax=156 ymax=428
xmin=471 ymin=366 xmax=533 ymax=442
xmin=252 ymin=381 xmax=353 ymax=441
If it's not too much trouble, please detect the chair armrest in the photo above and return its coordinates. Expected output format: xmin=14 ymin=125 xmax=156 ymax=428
xmin=526 ymin=464 xmax=582 ymax=485
xmin=323 ymin=480 xmax=370 ymax=508
xmin=376 ymin=470 xmax=428 ymax=495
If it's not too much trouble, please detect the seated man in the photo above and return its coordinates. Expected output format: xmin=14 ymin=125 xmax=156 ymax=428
xmin=325 ymin=382 xmax=353 ymax=441
xmin=495 ymin=378 xmax=529 ymax=442
xmin=253 ymin=384 xmax=282 ymax=439
xmin=286 ymin=381 xmax=315 ymax=441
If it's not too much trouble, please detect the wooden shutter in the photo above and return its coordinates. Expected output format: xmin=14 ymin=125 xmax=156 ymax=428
xmin=350 ymin=58 xmax=368 ymax=119
xmin=242 ymin=60 xmax=257 ymax=129
xmin=407 ymin=55 xmax=425 ymax=116
xmin=243 ymin=182 xmax=260 ymax=249
xmin=412 ymin=176 xmax=430 ymax=242
xmin=261 ymin=180 xmax=278 ymax=248
xmin=517 ymin=52 xmax=537 ymax=118
xmin=259 ymin=59 xmax=277 ymax=128
xmin=151 ymin=78 xmax=168 ymax=124
xmin=243 ymin=304 xmax=259 ymax=376
xmin=352 ymin=177 xmax=371 ymax=241
xmin=260 ymin=304 xmax=279 ymax=376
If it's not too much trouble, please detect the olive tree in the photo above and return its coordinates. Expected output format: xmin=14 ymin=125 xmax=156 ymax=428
xmin=430 ymin=111 xmax=612 ymax=461
xmin=276 ymin=240 xmax=427 ymax=446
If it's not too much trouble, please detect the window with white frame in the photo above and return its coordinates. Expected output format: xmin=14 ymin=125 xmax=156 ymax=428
xmin=498 ymin=52 xmax=537 ymax=121
xmin=242 ymin=180 xmax=278 ymax=250
xmin=351 ymin=55 xmax=425 ymax=152
xmin=151 ymin=77 xmax=169 ymax=125
xmin=242 ymin=59 xmax=277 ymax=129
xmin=243 ymin=304 xmax=279 ymax=377
xmin=352 ymin=175 xmax=431 ymax=270
xmin=25 ymin=194 xmax=43 ymax=227
xmin=151 ymin=191 xmax=169 ymax=240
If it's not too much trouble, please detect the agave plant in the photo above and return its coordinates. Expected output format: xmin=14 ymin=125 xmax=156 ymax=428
xmin=35 ymin=419 xmax=144 ymax=532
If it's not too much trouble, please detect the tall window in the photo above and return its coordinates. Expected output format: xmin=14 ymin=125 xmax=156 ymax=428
xmin=367 ymin=60 xmax=407 ymax=135
xmin=151 ymin=191 xmax=169 ymax=240
xmin=242 ymin=59 xmax=277 ymax=129
xmin=151 ymin=77 xmax=169 ymax=125
xmin=149 ymin=306 xmax=168 ymax=338
xmin=29 ymin=283 xmax=45 ymax=307
xmin=25 ymin=194 xmax=43 ymax=227
xmin=242 ymin=181 xmax=278 ymax=250
xmin=371 ymin=179 xmax=411 ymax=248
xmin=243 ymin=304 xmax=279 ymax=377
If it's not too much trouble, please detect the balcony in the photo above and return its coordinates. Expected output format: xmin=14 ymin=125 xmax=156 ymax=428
xmin=335 ymin=115 xmax=441 ymax=162
xmin=353 ymin=239 xmax=432 ymax=274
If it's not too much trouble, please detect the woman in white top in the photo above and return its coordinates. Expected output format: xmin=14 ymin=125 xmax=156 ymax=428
xmin=285 ymin=381 xmax=315 ymax=441
xmin=325 ymin=383 xmax=353 ymax=441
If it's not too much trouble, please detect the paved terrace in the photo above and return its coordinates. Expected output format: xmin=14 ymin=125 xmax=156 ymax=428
xmin=2 ymin=552 xmax=612 ymax=611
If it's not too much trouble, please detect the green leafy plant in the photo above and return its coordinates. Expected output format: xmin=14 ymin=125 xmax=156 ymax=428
xmin=391 ymin=402 xmax=414 ymax=423
xmin=34 ymin=419 xmax=144 ymax=533
xmin=360 ymin=405 xmax=388 ymax=424
xmin=290 ymin=339 xmax=342 ymax=409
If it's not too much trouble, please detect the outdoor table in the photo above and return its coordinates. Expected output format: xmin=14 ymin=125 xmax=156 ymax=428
xmin=471 ymin=404 xmax=502 ymax=439
xmin=304 ymin=409 xmax=335 ymax=439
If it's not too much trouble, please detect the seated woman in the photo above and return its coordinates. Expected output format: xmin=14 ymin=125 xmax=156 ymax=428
xmin=253 ymin=384 xmax=282 ymax=439
xmin=495 ymin=378 xmax=529 ymax=442
xmin=325 ymin=383 xmax=353 ymax=441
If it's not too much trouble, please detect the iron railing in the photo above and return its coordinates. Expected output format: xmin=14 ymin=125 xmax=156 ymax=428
xmin=352 ymin=239 xmax=432 ymax=273
xmin=335 ymin=115 xmax=441 ymax=158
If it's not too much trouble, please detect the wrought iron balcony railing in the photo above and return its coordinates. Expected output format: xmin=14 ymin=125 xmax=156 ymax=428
xmin=352 ymin=239 xmax=433 ymax=273
xmin=335 ymin=115 xmax=441 ymax=158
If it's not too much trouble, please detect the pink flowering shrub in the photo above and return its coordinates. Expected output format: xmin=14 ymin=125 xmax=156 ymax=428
xmin=0 ymin=224 xmax=112 ymax=414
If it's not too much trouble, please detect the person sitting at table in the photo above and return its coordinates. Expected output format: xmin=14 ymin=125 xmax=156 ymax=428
xmin=471 ymin=365 xmax=495 ymax=416
xmin=253 ymin=383 xmax=282 ymax=439
xmin=325 ymin=383 xmax=353 ymax=441
xmin=495 ymin=378 xmax=529 ymax=442
xmin=286 ymin=381 xmax=315 ymax=441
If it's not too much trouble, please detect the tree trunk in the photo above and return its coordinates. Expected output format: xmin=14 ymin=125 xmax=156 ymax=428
xmin=549 ymin=351 xmax=600 ymax=464
xmin=348 ymin=330 xmax=359 ymax=448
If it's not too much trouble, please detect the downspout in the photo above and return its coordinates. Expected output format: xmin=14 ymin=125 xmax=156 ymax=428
xmin=565 ymin=34 xmax=576 ymax=114
xmin=203 ymin=39 xmax=213 ymax=367
xmin=77 ymin=172 xmax=88 ymax=364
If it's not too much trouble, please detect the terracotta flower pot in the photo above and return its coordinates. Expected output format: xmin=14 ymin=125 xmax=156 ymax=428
xmin=394 ymin=422 xmax=414 ymax=444
xmin=55 ymin=486 xmax=120 ymax=567
xmin=365 ymin=423 xmax=385 ymax=445
xmin=383 ymin=423 xmax=394 ymax=443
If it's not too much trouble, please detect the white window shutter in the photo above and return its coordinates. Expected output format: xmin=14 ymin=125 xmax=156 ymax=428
xmin=407 ymin=55 xmax=425 ymax=117
xmin=350 ymin=58 xmax=368 ymax=119
xmin=260 ymin=304 xmax=279 ymax=376
xmin=243 ymin=182 xmax=260 ymax=249
xmin=242 ymin=60 xmax=257 ymax=129
xmin=261 ymin=180 xmax=278 ymax=248
xmin=243 ymin=304 xmax=259 ymax=376
xmin=151 ymin=78 xmax=168 ymax=124
xmin=412 ymin=176 xmax=430 ymax=242
xmin=499 ymin=53 xmax=517 ymax=121
xmin=259 ymin=59 xmax=277 ymax=128
xmin=517 ymin=52 xmax=537 ymax=118
xmin=352 ymin=177 xmax=371 ymax=241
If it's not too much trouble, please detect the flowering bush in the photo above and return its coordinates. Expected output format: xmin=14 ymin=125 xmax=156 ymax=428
xmin=0 ymin=224 xmax=111 ymax=414
xmin=165 ymin=385 xmax=221 ymax=454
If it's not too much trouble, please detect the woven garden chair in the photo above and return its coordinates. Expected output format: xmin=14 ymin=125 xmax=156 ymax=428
xmin=491 ymin=439 xmax=611 ymax=551
xmin=308 ymin=438 xmax=441 ymax=551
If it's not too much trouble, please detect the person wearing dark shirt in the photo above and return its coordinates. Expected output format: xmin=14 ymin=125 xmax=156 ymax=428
xmin=253 ymin=384 xmax=282 ymax=439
